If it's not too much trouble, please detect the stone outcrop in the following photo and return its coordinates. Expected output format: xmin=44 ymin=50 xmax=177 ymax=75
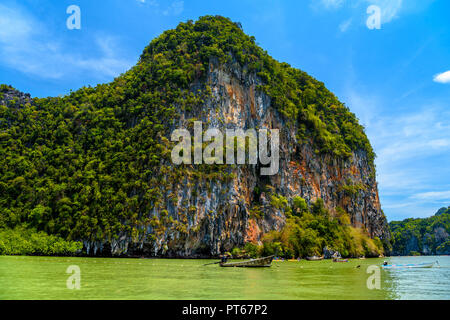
xmin=0 ymin=24 xmax=391 ymax=258
xmin=0 ymin=86 xmax=32 ymax=108
xmin=112 ymin=58 xmax=391 ymax=257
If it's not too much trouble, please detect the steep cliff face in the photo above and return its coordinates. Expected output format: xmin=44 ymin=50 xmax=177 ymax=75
xmin=0 ymin=16 xmax=390 ymax=257
xmin=116 ymin=58 xmax=389 ymax=257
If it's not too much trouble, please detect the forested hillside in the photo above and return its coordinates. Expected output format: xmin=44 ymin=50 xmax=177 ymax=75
xmin=0 ymin=16 xmax=389 ymax=257
xmin=390 ymin=207 xmax=450 ymax=256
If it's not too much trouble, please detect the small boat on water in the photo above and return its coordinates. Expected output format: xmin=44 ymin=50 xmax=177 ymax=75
xmin=220 ymin=256 xmax=275 ymax=268
xmin=333 ymin=258 xmax=349 ymax=262
xmin=381 ymin=262 xmax=436 ymax=269
xmin=306 ymin=255 xmax=324 ymax=261
xmin=273 ymin=256 xmax=284 ymax=262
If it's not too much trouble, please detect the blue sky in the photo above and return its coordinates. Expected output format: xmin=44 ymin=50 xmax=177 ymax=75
xmin=0 ymin=0 xmax=449 ymax=221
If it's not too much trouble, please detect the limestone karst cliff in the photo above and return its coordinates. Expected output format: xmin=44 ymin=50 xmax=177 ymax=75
xmin=390 ymin=207 xmax=450 ymax=256
xmin=0 ymin=16 xmax=390 ymax=257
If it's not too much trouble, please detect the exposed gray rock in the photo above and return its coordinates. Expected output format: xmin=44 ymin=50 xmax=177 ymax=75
xmin=79 ymin=59 xmax=390 ymax=257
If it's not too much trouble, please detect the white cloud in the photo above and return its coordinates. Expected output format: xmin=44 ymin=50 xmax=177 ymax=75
xmin=433 ymin=71 xmax=450 ymax=84
xmin=344 ymin=87 xmax=450 ymax=219
xmin=413 ymin=191 xmax=450 ymax=201
xmin=339 ymin=18 xmax=352 ymax=32
xmin=372 ymin=110 xmax=450 ymax=169
xmin=0 ymin=4 xmax=132 ymax=80
xmin=365 ymin=0 xmax=403 ymax=24
xmin=0 ymin=5 xmax=35 ymax=42
xmin=320 ymin=0 xmax=345 ymax=9
xmin=316 ymin=0 xmax=403 ymax=19
xmin=314 ymin=0 xmax=427 ymax=28
xmin=136 ymin=0 xmax=159 ymax=6
xmin=429 ymin=139 xmax=450 ymax=148
xmin=163 ymin=1 xmax=184 ymax=16
xmin=136 ymin=0 xmax=183 ymax=16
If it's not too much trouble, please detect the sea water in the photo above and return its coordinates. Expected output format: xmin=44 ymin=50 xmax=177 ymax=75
xmin=0 ymin=255 xmax=448 ymax=300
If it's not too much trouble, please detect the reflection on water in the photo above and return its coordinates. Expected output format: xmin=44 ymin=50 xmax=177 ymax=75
xmin=0 ymin=256 xmax=448 ymax=299
xmin=382 ymin=256 xmax=450 ymax=300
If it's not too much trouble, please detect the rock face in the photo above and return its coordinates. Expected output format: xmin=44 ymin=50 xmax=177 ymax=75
xmin=117 ymin=58 xmax=390 ymax=257
xmin=0 ymin=60 xmax=391 ymax=258
xmin=396 ymin=227 xmax=450 ymax=256
xmin=323 ymin=246 xmax=340 ymax=259
xmin=0 ymin=17 xmax=391 ymax=258
xmin=0 ymin=86 xmax=32 ymax=108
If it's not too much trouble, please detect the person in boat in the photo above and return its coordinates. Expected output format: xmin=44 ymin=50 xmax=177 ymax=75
xmin=221 ymin=254 xmax=230 ymax=263
xmin=383 ymin=261 xmax=388 ymax=266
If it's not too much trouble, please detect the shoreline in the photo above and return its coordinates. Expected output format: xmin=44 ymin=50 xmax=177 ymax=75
xmin=1 ymin=254 xmax=447 ymax=260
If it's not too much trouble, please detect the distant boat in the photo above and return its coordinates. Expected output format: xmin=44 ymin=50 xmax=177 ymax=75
xmin=220 ymin=256 xmax=275 ymax=268
xmin=359 ymin=256 xmax=366 ymax=260
xmin=288 ymin=258 xmax=301 ymax=262
xmin=333 ymin=258 xmax=349 ymax=262
xmin=306 ymin=256 xmax=324 ymax=261
xmin=273 ymin=257 xmax=284 ymax=262
xmin=381 ymin=262 xmax=436 ymax=269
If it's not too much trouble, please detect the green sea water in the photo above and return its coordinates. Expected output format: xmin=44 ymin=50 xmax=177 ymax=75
xmin=0 ymin=255 xmax=449 ymax=300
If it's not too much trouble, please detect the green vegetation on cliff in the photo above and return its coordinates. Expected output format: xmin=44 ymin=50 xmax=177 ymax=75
xmin=143 ymin=16 xmax=375 ymax=159
xmin=0 ymin=16 xmax=377 ymax=255
xmin=234 ymin=197 xmax=384 ymax=259
xmin=0 ymin=227 xmax=82 ymax=256
xmin=390 ymin=207 xmax=450 ymax=256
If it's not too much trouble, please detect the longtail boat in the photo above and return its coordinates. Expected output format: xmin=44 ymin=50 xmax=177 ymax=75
xmin=333 ymin=258 xmax=349 ymax=262
xmin=306 ymin=255 xmax=324 ymax=261
xmin=381 ymin=262 xmax=436 ymax=269
xmin=220 ymin=256 xmax=275 ymax=268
